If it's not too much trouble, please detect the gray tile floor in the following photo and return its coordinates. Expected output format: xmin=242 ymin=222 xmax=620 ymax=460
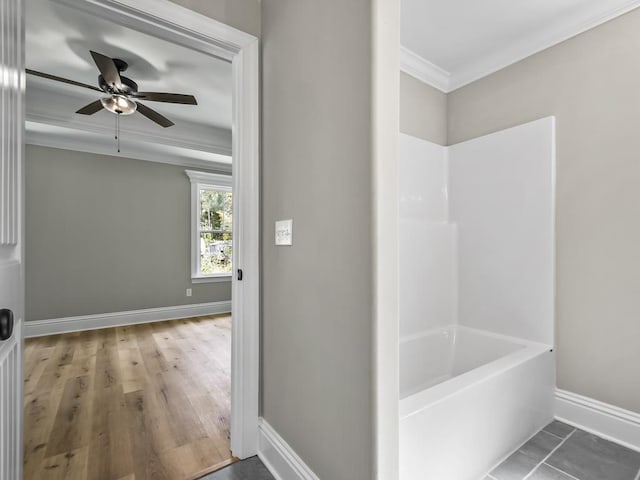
xmin=201 ymin=456 xmax=275 ymax=480
xmin=487 ymin=420 xmax=640 ymax=480
xmin=202 ymin=422 xmax=640 ymax=480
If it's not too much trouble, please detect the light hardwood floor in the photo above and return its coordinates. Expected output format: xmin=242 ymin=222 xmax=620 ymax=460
xmin=23 ymin=315 xmax=234 ymax=480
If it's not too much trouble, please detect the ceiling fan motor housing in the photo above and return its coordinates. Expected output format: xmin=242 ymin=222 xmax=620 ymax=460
xmin=112 ymin=58 xmax=128 ymax=72
xmin=99 ymin=74 xmax=138 ymax=95
xmin=98 ymin=59 xmax=137 ymax=94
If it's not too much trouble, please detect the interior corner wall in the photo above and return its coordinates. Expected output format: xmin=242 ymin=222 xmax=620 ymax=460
xmin=25 ymin=145 xmax=231 ymax=321
xmin=261 ymin=0 xmax=374 ymax=479
xmin=447 ymin=8 xmax=640 ymax=413
xmin=400 ymin=72 xmax=447 ymax=145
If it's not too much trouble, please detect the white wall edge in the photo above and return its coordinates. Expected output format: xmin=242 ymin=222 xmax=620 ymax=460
xmin=24 ymin=300 xmax=231 ymax=338
xmin=555 ymin=388 xmax=640 ymax=452
xmin=257 ymin=418 xmax=320 ymax=480
xmin=400 ymin=46 xmax=451 ymax=93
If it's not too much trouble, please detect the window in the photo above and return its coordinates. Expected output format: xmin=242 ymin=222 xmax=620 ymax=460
xmin=186 ymin=170 xmax=233 ymax=281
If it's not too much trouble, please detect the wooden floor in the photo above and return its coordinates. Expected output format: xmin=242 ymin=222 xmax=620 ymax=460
xmin=23 ymin=315 xmax=233 ymax=480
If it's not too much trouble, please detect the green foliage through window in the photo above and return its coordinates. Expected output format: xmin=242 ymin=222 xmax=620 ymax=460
xmin=199 ymin=188 xmax=232 ymax=275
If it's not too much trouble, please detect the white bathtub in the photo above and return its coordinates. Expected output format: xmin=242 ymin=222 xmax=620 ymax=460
xmin=399 ymin=326 xmax=555 ymax=480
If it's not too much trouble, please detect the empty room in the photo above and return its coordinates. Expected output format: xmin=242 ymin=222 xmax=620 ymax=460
xmin=19 ymin=0 xmax=243 ymax=478
xmin=2 ymin=1 xmax=640 ymax=480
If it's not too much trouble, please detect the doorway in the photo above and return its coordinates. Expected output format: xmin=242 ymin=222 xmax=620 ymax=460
xmin=0 ymin=0 xmax=259 ymax=478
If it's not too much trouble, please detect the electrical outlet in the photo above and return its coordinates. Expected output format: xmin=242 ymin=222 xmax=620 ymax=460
xmin=186 ymin=288 xmax=192 ymax=297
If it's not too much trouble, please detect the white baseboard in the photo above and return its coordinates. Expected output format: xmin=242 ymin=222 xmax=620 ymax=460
xmin=24 ymin=301 xmax=232 ymax=337
xmin=257 ymin=418 xmax=320 ymax=480
xmin=555 ymin=389 xmax=640 ymax=452
xmin=254 ymin=391 xmax=639 ymax=480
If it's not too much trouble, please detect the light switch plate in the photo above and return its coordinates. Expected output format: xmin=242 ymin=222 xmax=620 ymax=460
xmin=275 ymin=219 xmax=293 ymax=246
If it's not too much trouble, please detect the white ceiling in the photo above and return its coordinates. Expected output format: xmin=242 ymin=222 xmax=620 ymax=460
xmin=401 ymin=0 xmax=640 ymax=91
xmin=26 ymin=0 xmax=233 ymax=166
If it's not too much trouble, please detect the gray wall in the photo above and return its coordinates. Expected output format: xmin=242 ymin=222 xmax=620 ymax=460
xmin=168 ymin=0 xmax=261 ymax=37
xmin=400 ymin=72 xmax=447 ymax=145
xmin=261 ymin=0 xmax=373 ymax=479
xmin=448 ymin=9 xmax=640 ymax=413
xmin=25 ymin=145 xmax=231 ymax=321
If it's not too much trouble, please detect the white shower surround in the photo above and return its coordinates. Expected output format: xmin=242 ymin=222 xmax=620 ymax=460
xmin=399 ymin=117 xmax=556 ymax=480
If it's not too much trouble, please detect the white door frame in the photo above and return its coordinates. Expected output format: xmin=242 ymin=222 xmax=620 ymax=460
xmin=49 ymin=0 xmax=260 ymax=458
xmin=0 ymin=0 xmax=25 ymax=476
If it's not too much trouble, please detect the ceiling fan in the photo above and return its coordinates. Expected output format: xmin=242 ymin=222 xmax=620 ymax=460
xmin=26 ymin=50 xmax=198 ymax=128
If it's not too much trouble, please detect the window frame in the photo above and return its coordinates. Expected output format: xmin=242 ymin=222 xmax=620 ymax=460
xmin=186 ymin=170 xmax=233 ymax=283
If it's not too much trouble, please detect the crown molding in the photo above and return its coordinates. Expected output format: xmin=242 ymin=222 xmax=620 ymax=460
xmin=400 ymin=46 xmax=451 ymax=93
xmin=25 ymin=110 xmax=232 ymax=156
xmin=401 ymin=0 xmax=640 ymax=93
xmin=50 ymin=0 xmax=255 ymax=60
xmin=26 ymin=76 xmax=233 ymax=156
xmin=25 ymin=121 xmax=232 ymax=173
xmin=450 ymin=0 xmax=640 ymax=90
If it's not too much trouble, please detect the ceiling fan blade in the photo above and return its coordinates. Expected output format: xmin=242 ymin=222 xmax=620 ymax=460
xmin=76 ymin=100 xmax=104 ymax=115
xmin=136 ymin=102 xmax=175 ymax=128
xmin=90 ymin=50 xmax=122 ymax=89
xmin=26 ymin=69 xmax=102 ymax=92
xmin=133 ymin=92 xmax=198 ymax=105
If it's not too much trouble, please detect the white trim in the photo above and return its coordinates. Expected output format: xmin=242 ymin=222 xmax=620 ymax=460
xmin=50 ymin=0 xmax=254 ymax=60
xmin=555 ymin=389 xmax=640 ymax=452
xmin=401 ymin=1 xmax=640 ymax=92
xmin=191 ymin=274 xmax=232 ymax=284
xmin=25 ymin=123 xmax=233 ymax=173
xmin=374 ymin=0 xmax=401 ymax=476
xmin=230 ymin=36 xmax=261 ymax=458
xmin=186 ymin=170 xmax=233 ymax=281
xmin=257 ymin=418 xmax=321 ymax=480
xmin=25 ymin=110 xmax=233 ymax=157
xmin=45 ymin=0 xmax=261 ymax=459
xmin=24 ymin=301 xmax=231 ymax=338
xmin=400 ymin=46 xmax=451 ymax=93
xmin=185 ymin=169 xmax=232 ymax=187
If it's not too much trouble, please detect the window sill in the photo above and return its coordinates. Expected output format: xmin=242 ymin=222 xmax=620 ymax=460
xmin=191 ymin=275 xmax=232 ymax=284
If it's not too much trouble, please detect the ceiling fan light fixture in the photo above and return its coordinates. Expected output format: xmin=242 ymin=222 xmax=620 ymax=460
xmin=101 ymin=95 xmax=137 ymax=115
xmin=28 ymin=50 xmax=197 ymax=128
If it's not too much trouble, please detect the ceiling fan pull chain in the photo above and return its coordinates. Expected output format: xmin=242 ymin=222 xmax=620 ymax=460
xmin=116 ymin=113 xmax=121 ymax=153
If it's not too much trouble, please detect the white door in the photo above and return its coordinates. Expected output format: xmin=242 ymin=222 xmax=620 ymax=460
xmin=0 ymin=0 xmax=25 ymax=477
